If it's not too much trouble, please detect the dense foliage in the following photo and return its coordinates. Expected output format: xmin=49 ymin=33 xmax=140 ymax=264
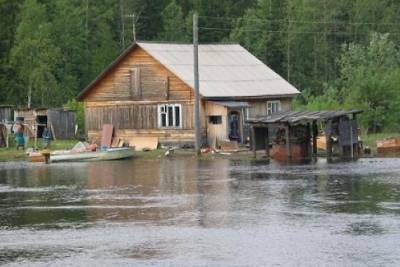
xmin=1 ymin=0 xmax=400 ymax=131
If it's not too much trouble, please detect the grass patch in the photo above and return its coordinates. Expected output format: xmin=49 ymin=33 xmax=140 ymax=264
xmin=0 ymin=138 xmax=79 ymax=162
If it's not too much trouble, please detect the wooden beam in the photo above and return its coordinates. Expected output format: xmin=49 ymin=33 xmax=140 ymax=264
xmin=285 ymin=125 xmax=291 ymax=161
xmin=326 ymin=120 xmax=333 ymax=159
xmin=165 ymin=76 xmax=169 ymax=100
xmin=312 ymin=121 xmax=318 ymax=157
xmin=265 ymin=127 xmax=269 ymax=159
xmin=251 ymin=126 xmax=256 ymax=158
xmin=135 ymin=67 xmax=141 ymax=98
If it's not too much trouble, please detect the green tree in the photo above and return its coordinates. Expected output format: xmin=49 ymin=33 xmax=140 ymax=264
xmin=339 ymin=33 xmax=400 ymax=132
xmin=230 ymin=0 xmax=288 ymax=77
xmin=0 ymin=0 xmax=23 ymax=104
xmin=158 ymin=0 xmax=189 ymax=42
xmin=51 ymin=0 xmax=87 ymax=102
xmin=10 ymin=0 xmax=60 ymax=108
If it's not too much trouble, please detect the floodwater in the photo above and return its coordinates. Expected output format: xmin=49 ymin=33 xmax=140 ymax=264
xmin=1 ymin=157 xmax=400 ymax=266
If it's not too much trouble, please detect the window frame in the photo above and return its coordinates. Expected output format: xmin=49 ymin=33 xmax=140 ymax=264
xmin=208 ymin=115 xmax=222 ymax=125
xmin=158 ymin=104 xmax=183 ymax=129
xmin=267 ymin=100 xmax=281 ymax=115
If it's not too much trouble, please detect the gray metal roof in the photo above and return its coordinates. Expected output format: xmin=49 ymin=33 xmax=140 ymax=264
xmin=247 ymin=110 xmax=363 ymax=125
xmin=137 ymin=42 xmax=300 ymax=98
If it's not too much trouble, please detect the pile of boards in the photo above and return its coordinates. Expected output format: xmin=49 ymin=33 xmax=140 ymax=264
xmin=377 ymin=138 xmax=400 ymax=155
xmin=101 ymin=124 xmax=158 ymax=151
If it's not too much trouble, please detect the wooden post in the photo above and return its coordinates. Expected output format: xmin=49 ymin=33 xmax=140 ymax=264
xmin=326 ymin=120 xmax=332 ymax=160
xmin=285 ymin=125 xmax=291 ymax=161
xmin=307 ymin=123 xmax=312 ymax=159
xmin=265 ymin=127 xmax=269 ymax=159
xmin=350 ymin=123 xmax=354 ymax=159
xmin=251 ymin=126 xmax=256 ymax=158
xmin=312 ymin=121 xmax=318 ymax=157
xmin=353 ymin=114 xmax=359 ymax=159
xmin=193 ymin=12 xmax=201 ymax=155
xmin=34 ymin=123 xmax=37 ymax=150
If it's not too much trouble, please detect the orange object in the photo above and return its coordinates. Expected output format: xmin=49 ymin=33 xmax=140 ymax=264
xmin=271 ymin=144 xmax=303 ymax=162
xmin=377 ymin=138 xmax=400 ymax=154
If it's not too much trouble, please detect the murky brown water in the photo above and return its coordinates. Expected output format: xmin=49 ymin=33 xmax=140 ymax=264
xmin=1 ymin=157 xmax=400 ymax=266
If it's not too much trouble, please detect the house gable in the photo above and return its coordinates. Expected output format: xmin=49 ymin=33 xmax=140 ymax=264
xmin=81 ymin=46 xmax=194 ymax=102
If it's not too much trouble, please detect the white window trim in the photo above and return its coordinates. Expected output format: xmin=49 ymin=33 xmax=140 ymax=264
xmin=267 ymin=100 xmax=281 ymax=115
xmin=158 ymin=104 xmax=183 ymax=129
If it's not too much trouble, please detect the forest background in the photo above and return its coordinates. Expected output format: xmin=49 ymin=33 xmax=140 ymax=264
xmin=1 ymin=0 xmax=400 ymax=132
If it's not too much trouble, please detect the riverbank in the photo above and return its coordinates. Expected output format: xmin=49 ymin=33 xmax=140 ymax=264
xmin=0 ymin=133 xmax=399 ymax=162
xmin=0 ymin=139 xmax=78 ymax=161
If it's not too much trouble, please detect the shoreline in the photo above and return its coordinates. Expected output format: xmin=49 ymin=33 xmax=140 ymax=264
xmin=1 ymin=147 xmax=399 ymax=163
xmin=1 ymin=133 xmax=400 ymax=162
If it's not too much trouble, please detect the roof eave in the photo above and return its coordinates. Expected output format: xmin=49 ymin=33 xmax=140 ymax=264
xmin=203 ymin=93 xmax=300 ymax=101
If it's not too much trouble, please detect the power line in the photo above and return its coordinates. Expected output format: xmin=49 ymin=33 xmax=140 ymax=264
xmin=198 ymin=15 xmax=400 ymax=26
xmin=198 ymin=27 xmax=400 ymax=36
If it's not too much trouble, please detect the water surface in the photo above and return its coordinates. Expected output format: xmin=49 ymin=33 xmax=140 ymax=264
xmin=1 ymin=157 xmax=400 ymax=266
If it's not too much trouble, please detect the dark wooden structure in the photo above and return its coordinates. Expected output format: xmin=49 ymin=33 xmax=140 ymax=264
xmin=14 ymin=108 xmax=76 ymax=139
xmin=247 ymin=110 xmax=363 ymax=161
xmin=0 ymin=105 xmax=14 ymax=122
xmin=47 ymin=109 xmax=76 ymax=139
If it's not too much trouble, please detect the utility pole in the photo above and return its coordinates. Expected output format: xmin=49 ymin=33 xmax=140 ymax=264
xmin=193 ymin=12 xmax=201 ymax=155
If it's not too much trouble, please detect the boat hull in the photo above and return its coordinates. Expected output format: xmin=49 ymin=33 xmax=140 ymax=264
xmin=50 ymin=148 xmax=134 ymax=163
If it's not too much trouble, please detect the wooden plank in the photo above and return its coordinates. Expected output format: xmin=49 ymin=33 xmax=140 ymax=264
xmin=265 ymin=128 xmax=269 ymax=158
xmin=251 ymin=126 xmax=256 ymax=158
xmin=129 ymin=137 xmax=158 ymax=150
xmin=101 ymin=124 xmax=114 ymax=148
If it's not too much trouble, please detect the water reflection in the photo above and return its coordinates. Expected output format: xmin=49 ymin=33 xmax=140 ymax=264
xmin=1 ymin=158 xmax=400 ymax=265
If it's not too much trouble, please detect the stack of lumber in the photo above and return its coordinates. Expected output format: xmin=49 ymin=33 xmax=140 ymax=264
xmin=377 ymin=138 xmax=400 ymax=154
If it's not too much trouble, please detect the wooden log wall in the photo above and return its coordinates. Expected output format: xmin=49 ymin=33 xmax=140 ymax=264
xmin=83 ymin=46 xmax=194 ymax=102
xmin=47 ymin=109 xmax=76 ymax=139
xmin=247 ymin=98 xmax=292 ymax=118
xmin=0 ymin=107 xmax=13 ymax=122
xmin=85 ymin=102 xmax=194 ymax=131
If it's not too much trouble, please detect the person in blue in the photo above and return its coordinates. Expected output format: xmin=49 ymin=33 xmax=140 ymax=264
xmin=42 ymin=126 xmax=53 ymax=149
xmin=14 ymin=121 xmax=25 ymax=150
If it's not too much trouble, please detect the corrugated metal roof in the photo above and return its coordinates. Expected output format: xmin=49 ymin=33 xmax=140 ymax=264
xmin=246 ymin=110 xmax=363 ymax=125
xmin=137 ymin=42 xmax=300 ymax=98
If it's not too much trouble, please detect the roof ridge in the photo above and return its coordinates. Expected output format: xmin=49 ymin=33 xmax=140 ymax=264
xmin=137 ymin=40 xmax=240 ymax=45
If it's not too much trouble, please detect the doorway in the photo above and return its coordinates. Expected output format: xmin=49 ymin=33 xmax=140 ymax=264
xmin=228 ymin=111 xmax=242 ymax=142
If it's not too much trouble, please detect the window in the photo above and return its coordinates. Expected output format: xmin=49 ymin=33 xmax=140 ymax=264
xmin=158 ymin=104 xmax=182 ymax=128
xmin=208 ymin=115 xmax=222 ymax=125
xmin=267 ymin=100 xmax=281 ymax=115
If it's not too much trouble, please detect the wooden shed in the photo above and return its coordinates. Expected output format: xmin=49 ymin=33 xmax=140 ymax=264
xmin=247 ymin=110 xmax=363 ymax=161
xmin=77 ymin=41 xmax=300 ymax=148
xmin=13 ymin=108 xmax=76 ymax=139
xmin=0 ymin=105 xmax=14 ymax=123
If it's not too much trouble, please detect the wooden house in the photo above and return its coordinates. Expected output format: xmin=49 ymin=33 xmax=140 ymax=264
xmin=77 ymin=42 xmax=300 ymax=148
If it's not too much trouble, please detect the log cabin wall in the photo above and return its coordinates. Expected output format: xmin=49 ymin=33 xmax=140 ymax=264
xmin=83 ymin=46 xmax=197 ymax=144
xmin=246 ymin=98 xmax=292 ymax=118
xmin=83 ymin=46 xmax=194 ymax=102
